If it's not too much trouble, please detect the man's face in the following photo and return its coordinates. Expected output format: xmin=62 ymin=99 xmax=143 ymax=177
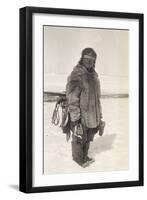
xmin=83 ymin=56 xmax=96 ymax=71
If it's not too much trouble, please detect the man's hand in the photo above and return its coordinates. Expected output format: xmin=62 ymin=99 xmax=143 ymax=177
xmin=99 ymin=120 xmax=106 ymax=136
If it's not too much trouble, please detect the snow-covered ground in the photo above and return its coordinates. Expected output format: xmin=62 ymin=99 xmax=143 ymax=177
xmin=44 ymin=98 xmax=129 ymax=174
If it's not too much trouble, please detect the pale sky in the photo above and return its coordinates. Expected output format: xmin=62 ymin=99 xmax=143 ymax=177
xmin=44 ymin=26 xmax=128 ymax=77
xmin=44 ymin=26 xmax=129 ymax=94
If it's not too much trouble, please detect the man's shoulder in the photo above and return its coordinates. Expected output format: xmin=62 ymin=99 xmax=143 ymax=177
xmin=70 ymin=64 xmax=86 ymax=77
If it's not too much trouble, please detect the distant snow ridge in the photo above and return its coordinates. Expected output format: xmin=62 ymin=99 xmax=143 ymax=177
xmin=44 ymin=73 xmax=128 ymax=95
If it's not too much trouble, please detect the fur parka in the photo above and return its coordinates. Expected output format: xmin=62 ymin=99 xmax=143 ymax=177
xmin=66 ymin=64 xmax=102 ymax=128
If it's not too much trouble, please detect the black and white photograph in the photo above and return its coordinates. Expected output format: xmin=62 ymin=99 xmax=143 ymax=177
xmin=43 ymin=26 xmax=129 ymax=173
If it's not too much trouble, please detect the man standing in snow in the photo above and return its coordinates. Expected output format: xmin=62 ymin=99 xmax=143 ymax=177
xmin=66 ymin=47 xmax=104 ymax=168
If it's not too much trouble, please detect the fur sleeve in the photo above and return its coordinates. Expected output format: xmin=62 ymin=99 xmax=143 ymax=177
xmin=66 ymin=73 xmax=82 ymax=122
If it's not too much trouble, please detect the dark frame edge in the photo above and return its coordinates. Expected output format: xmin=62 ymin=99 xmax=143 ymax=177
xmin=19 ymin=7 xmax=33 ymax=193
xmin=21 ymin=6 xmax=143 ymax=19
xmin=24 ymin=180 xmax=143 ymax=193
xmin=139 ymin=13 xmax=144 ymax=186
xmin=19 ymin=7 xmax=27 ymax=193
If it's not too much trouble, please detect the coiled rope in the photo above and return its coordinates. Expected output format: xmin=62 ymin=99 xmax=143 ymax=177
xmin=51 ymin=103 xmax=60 ymax=126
